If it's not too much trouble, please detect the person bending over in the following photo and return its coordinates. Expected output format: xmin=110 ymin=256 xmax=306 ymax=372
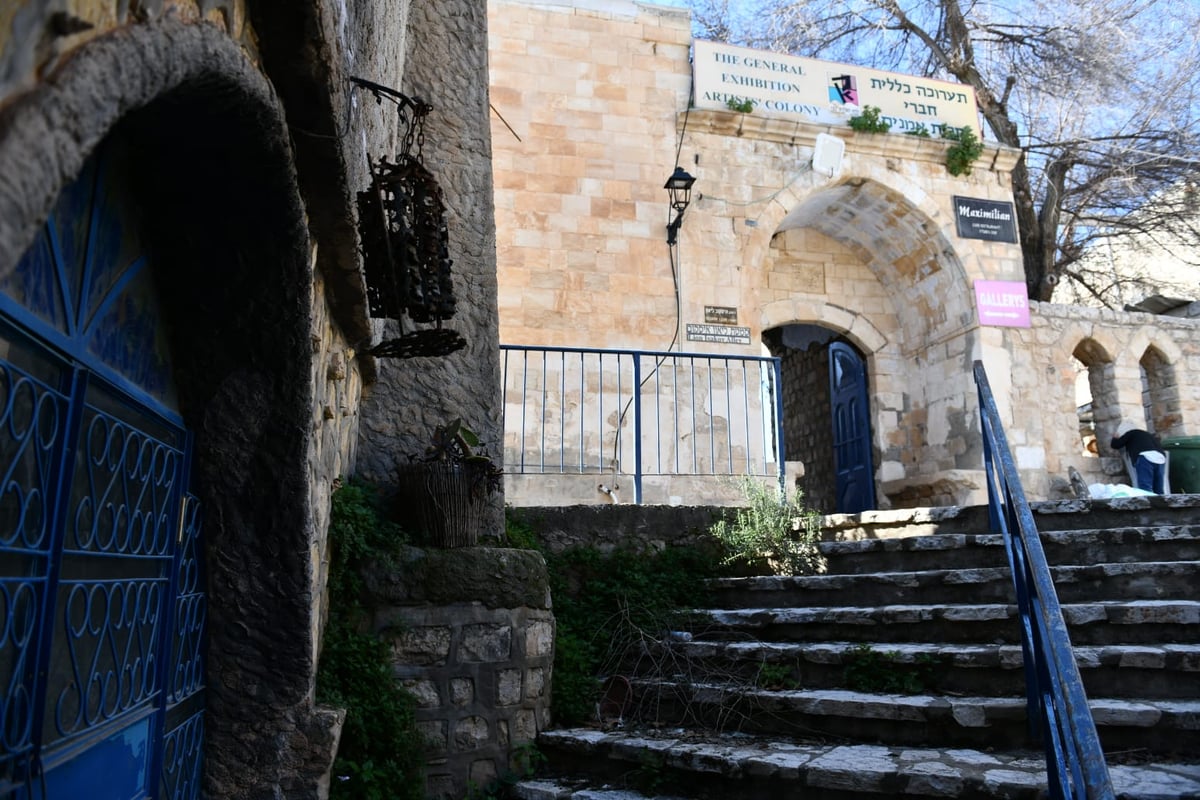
xmin=1111 ymin=421 xmax=1167 ymax=494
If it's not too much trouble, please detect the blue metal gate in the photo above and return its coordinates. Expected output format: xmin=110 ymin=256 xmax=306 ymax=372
xmin=829 ymin=341 xmax=876 ymax=513
xmin=0 ymin=141 xmax=204 ymax=799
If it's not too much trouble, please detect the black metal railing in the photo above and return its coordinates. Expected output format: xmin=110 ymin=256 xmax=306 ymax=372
xmin=973 ymin=360 xmax=1114 ymax=800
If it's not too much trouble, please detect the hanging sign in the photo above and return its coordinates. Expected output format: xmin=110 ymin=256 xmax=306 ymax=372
xmin=692 ymin=40 xmax=980 ymax=137
xmin=954 ymin=196 xmax=1019 ymax=243
xmin=974 ymin=280 xmax=1031 ymax=327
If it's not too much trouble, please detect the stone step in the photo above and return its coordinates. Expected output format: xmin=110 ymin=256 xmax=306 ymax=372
xmin=622 ymin=682 xmax=1200 ymax=755
xmin=819 ymin=496 xmax=1200 ymax=542
xmin=707 ymin=561 xmax=1200 ymax=608
xmin=528 ymin=728 xmax=1200 ymax=799
xmin=641 ymin=640 xmax=1200 ymax=700
xmin=514 ymin=780 xmax=687 ymax=800
xmin=817 ymin=526 xmax=1200 ymax=575
xmin=687 ymin=600 xmax=1200 ymax=646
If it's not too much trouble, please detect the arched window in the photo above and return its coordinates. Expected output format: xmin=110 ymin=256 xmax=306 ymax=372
xmin=1072 ymin=339 xmax=1118 ymax=458
xmin=1139 ymin=346 xmax=1180 ymax=437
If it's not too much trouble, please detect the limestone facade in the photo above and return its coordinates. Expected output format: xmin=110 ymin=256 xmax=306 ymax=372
xmin=488 ymin=0 xmax=1200 ymax=509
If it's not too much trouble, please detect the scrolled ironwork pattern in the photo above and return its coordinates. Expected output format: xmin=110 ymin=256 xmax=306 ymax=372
xmin=161 ymin=707 xmax=204 ymax=800
xmin=0 ymin=136 xmax=206 ymax=798
xmin=0 ymin=578 xmax=40 ymax=779
xmin=0 ymin=361 xmax=65 ymax=553
xmin=51 ymin=577 xmax=164 ymax=740
xmin=68 ymin=405 xmax=181 ymax=557
xmin=0 ymin=358 xmax=66 ymax=784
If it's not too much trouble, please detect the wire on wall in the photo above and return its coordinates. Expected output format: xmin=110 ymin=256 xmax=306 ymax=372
xmin=605 ymin=73 xmax=694 ymax=496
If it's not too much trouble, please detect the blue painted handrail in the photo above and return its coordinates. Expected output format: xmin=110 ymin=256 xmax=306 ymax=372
xmin=501 ymin=344 xmax=786 ymax=503
xmin=973 ymin=361 xmax=1114 ymax=800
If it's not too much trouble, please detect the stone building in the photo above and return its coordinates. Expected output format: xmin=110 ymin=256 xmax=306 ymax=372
xmin=0 ymin=1 xmax=502 ymax=798
xmin=488 ymin=0 xmax=1200 ymax=511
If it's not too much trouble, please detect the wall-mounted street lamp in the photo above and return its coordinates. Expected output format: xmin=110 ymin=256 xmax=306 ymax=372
xmin=664 ymin=166 xmax=696 ymax=245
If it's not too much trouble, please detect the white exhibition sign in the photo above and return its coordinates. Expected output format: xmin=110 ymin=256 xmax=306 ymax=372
xmin=693 ymin=40 xmax=980 ymax=137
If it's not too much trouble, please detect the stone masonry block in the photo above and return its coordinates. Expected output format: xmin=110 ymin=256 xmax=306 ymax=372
xmin=497 ymin=668 xmax=523 ymax=706
xmin=525 ymin=667 xmax=546 ymax=701
xmin=513 ymin=709 xmax=538 ymax=743
xmin=403 ymin=678 xmax=441 ymax=709
xmin=395 ymin=626 xmax=451 ymax=666
xmin=451 ymin=677 xmax=475 ymax=707
xmin=525 ymin=618 xmax=554 ymax=657
xmin=460 ymin=623 xmax=512 ymax=662
xmin=471 ymin=759 xmax=499 ymax=788
xmin=419 ymin=720 xmax=448 ymax=753
xmin=497 ymin=719 xmax=510 ymax=749
xmin=454 ymin=715 xmax=491 ymax=751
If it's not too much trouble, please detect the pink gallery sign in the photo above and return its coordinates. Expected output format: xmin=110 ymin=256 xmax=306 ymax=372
xmin=974 ymin=280 xmax=1031 ymax=327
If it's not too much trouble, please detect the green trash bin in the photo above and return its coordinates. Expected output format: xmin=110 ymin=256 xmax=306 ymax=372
xmin=1162 ymin=436 xmax=1200 ymax=494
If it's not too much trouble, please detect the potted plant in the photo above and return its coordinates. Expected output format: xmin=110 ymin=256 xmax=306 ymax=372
xmin=397 ymin=418 xmax=502 ymax=547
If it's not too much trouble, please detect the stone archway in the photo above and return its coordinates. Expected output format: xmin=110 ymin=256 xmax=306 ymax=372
xmin=0 ymin=19 xmax=339 ymax=800
xmin=753 ymin=176 xmax=981 ymax=509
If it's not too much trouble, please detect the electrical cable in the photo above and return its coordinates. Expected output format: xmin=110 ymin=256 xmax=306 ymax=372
xmin=606 ymin=66 xmax=712 ymax=496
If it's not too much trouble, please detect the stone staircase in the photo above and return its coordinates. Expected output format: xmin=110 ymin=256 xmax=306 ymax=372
xmin=516 ymin=497 xmax=1200 ymax=800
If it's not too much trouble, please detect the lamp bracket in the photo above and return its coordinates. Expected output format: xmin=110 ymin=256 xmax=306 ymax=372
xmin=350 ymin=76 xmax=432 ymax=159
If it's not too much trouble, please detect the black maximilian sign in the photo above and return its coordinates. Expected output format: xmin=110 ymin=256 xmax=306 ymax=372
xmin=953 ymin=196 xmax=1018 ymax=243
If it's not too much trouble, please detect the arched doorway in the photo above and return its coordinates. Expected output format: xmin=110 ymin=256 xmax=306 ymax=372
xmin=0 ymin=19 xmax=337 ymax=798
xmin=1 ymin=138 xmax=204 ymax=798
xmin=764 ymin=325 xmax=875 ymax=514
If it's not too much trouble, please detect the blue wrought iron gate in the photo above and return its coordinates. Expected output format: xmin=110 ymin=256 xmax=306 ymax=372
xmin=829 ymin=341 xmax=876 ymax=513
xmin=0 ymin=141 xmax=205 ymax=799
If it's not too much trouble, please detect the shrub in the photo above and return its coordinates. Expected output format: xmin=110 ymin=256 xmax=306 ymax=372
xmin=709 ymin=476 xmax=824 ymax=575
xmin=725 ymin=96 xmax=756 ymax=113
xmin=942 ymin=125 xmax=985 ymax=176
xmin=847 ymin=105 xmax=890 ymax=134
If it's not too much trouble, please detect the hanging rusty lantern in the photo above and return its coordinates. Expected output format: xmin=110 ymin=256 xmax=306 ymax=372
xmin=352 ymin=77 xmax=466 ymax=358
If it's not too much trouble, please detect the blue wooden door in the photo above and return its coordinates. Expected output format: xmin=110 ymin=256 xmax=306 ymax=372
xmin=0 ymin=141 xmax=205 ymax=799
xmin=829 ymin=342 xmax=875 ymax=513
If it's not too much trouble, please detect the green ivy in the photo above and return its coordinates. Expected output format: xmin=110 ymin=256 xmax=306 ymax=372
xmin=503 ymin=507 xmax=541 ymax=551
xmin=317 ymin=481 xmax=425 ymax=800
xmin=724 ymin=96 xmax=756 ymax=114
xmin=847 ymin=105 xmax=890 ymax=134
xmin=842 ymin=643 xmax=948 ymax=694
xmin=544 ymin=545 xmax=719 ymax=724
xmin=942 ymin=125 xmax=985 ymax=176
xmin=755 ymin=661 xmax=800 ymax=690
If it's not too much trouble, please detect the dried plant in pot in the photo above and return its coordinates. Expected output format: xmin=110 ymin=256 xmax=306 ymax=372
xmin=396 ymin=419 xmax=502 ymax=547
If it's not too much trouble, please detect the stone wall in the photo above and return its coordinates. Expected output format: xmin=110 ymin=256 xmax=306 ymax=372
xmin=357 ymin=0 xmax=505 ymax=538
xmin=364 ymin=547 xmax=554 ymax=800
xmin=997 ymin=302 xmax=1200 ymax=498
xmin=507 ymin=504 xmax=726 ymax=554
xmin=310 ymin=266 xmax=366 ymax=651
